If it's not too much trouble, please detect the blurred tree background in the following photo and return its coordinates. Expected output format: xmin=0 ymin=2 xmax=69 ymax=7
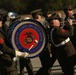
xmin=0 ymin=0 xmax=76 ymax=14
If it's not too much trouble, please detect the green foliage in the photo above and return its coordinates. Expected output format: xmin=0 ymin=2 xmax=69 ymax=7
xmin=0 ymin=0 xmax=76 ymax=14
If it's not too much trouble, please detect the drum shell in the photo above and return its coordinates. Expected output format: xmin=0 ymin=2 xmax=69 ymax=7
xmin=6 ymin=19 xmax=48 ymax=58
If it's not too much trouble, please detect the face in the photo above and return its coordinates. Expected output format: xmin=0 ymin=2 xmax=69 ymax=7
xmin=67 ymin=9 xmax=74 ymax=17
xmin=0 ymin=21 xmax=2 ymax=27
xmin=36 ymin=15 xmax=42 ymax=22
xmin=47 ymin=14 xmax=52 ymax=18
xmin=51 ymin=19 xmax=60 ymax=27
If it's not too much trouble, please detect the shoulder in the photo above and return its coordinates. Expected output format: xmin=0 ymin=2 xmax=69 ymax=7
xmin=55 ymin=27 xmax=66 ymax=33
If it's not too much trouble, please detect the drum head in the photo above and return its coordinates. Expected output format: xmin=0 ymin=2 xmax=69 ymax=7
xmin=6 ymin=19 xmax=48 ymax=58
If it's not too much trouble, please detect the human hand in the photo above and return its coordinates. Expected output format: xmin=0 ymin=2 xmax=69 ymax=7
xmin=24 ymin=52 xmax=29 ymax=58
xmin=15 ymin=50 xmax=24 ymax=57
xmin=67 ymin=19 xmax=73 ymax=25
xmin=15 ymin=50 xmax=29 ymax=57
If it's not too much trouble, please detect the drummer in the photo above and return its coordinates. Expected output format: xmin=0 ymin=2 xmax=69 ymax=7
xmin=7 ymin=12 xmax=35 ymax=75
xmin=30 ymin=9 xmax=52 ymax=75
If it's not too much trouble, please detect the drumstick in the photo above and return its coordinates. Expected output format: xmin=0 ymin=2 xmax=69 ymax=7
xmin=29 ymin=39 xmax=38 ymax=50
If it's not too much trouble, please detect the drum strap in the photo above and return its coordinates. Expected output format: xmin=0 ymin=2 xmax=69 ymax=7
xmin=51 ymin=28 xmax=70 ymax=47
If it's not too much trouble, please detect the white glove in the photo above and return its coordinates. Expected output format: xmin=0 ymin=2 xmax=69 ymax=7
xmin=13 ymin=57 xmax=19 ymax=61
xmin=15 ymin=50 xmax=29 ymax=57
xmin=15 ymin=50 xmax=24 ymax=57
xmin=24 ymin=52 xmax=29 ymax=58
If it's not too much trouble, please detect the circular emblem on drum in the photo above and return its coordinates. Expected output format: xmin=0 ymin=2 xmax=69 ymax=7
xmin=8 ymin=19 xmax=47 ymax=58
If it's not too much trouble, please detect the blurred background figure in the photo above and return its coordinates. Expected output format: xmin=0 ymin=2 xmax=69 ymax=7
xmin=42 ymin=10 xmax=53 ymax=19
xmin=0 ymin=8 xmax=8 ymax=33
xmin=42 ymin=9 xmax=54 ymax=51
xmin=7 ymin=12 xmax=20 ymax=25
xmin=63 ymin=5 xmax=76 ymax=67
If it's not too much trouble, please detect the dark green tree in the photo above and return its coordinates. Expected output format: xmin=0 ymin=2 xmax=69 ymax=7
xmin=0 ymin=0 xmax=76 ymax=14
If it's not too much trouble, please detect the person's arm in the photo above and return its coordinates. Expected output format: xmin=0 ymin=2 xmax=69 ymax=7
xmin=0 ymin=33 xmax=15 ymax=56
xmin=56 ymin=19 xmax=74 ymax=37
